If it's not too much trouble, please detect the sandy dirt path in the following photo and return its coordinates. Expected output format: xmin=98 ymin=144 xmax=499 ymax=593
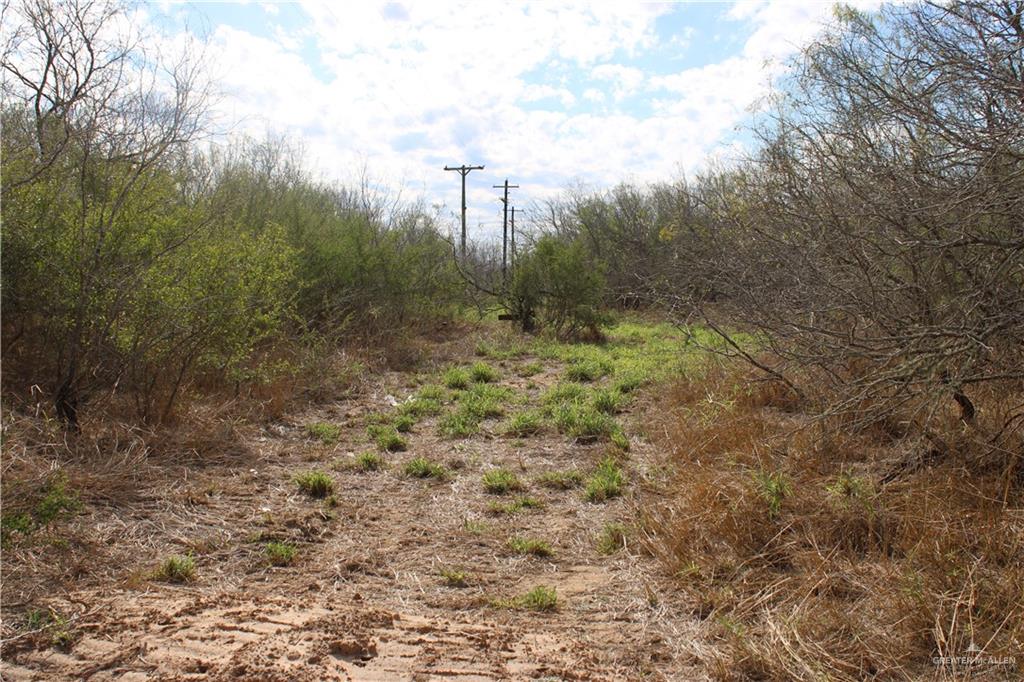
xmin=2 ymin=331 xmax=702 ymax=680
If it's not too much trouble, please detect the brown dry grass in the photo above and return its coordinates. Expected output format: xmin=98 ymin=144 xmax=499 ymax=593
xmin=640 ymin=361 xmax=1024 ymax=680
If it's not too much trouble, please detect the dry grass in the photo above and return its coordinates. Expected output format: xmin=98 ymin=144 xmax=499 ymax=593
xmin=640 ymin=362 xmax=1024 ymax=680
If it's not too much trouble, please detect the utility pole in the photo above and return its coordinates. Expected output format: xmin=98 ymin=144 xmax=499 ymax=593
xmin=444 ymin=164 xmax=484 ymax=258
xmin=510 ymin=206 xmax=518 ymax=270
xmin=492 ymin=178 xmax=519 ymax=283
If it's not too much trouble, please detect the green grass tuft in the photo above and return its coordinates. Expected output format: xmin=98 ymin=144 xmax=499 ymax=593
xmin=404 ymin=456 xmax=450 ymax=480
xmin=264 ymin=541 xmax=297 ymax=566
xmin=507 ymin=536 xmax=554 ymax=557
xmin=294 ymin=470 xmax=334 ymax=498
xmin=482 ymin=468 xmax=524 ymax=494
xmin=306 ymin=422 xmax=341 ymax=444
xmin=469 ymin=361 xmax=500 ymax=383
xmin=155 ymin=554 xmax=196 ymax=583
xmin=597 ymin=522 xmax=628 ymax=554
xmin=443 ymin=367 xmax=471 ymax=389
xmin=501 ymin=410 xmax=545 ymax=437
xmin=536 ymin=469 xmax=584 ymax=489
xmin=585 ymin=456 xmax=624 ymax=502
xmin=355 ymin=451 xmax=385 ymax=471
xmin=367 ymin=424 xmax=408 ymax=452
xmin=487 ymin=496 xmax=542 ymax=515
xmin=439 ymin=567 xmax=470 ymax=587
xmin=492 ymin=585 xmax=558 ymax=611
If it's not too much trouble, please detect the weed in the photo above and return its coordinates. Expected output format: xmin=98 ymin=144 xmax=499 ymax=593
xmin=469 ymin=361 xmax=500 ymax=383
xmin=443 ymin=367 xmax=471 ymax=390
xmin=502 ymin=410 xmax=545 ymax=437
xmin=355 ymin=451 xmax=385 ymax=471
xmin=155 ymin=554 xmax=196 ymax=583
xmin=460 ymin=383 xmax=514 ymax=417
xmin=752 ymin=468 xmax=791 ymax=517
xmin=404 ymin=457 xmax=449 ymax=480
xmin=295 ymin=470 xmax=335 ymax=498
xmin=508 ymin=536 xmax=554 ymax=557
xmin=610 ymin=430 xmax=630 ymax=451
xmin=597 ymin=522 xmax=628 ymax=554
xmin=482 ymin=468 xmax=524 ymax=494
xmin=265 ymin=541 xmax=297 ymax=566
xmin=585 ymin=456 xmax=624 ymax=502
xmin=306 ymin=422 xmax=341 ymax=444
xmin=439 ymin=567 xmax=469 ymax=587
xmin=536 ymin=469 xmax=584 ymax=489
xmin=367 ymin=424 xmax=407 ymax=452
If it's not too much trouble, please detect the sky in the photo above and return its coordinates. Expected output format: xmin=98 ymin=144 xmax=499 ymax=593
xmin=142 ymin=0 xmax=875 ymax=240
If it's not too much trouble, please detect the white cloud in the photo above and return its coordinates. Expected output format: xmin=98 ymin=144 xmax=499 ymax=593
xmin=144 ymin=1 xmax=883 ymax=239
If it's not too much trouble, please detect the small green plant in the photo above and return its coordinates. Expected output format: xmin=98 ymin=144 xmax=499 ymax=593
xmin=443 ymin=367 xmax=471 ymax=390
xmin=264 ymin=541 xmax=297 ymax=566
xmin=517 ymin=585 xmax=558 ymax=611
xmin=508 ymin=536 xmax=554 ymax=557
xmin=502 ymin=410 xmax=545 ymax=437
xmin=392 ymin=413 xmax=416 ymax=433
xmin=294 ymin=470 xmax=335 ymax=498
xmin=469 ymin=361 xmax=500 ymax=383
xmin=612 ymin=371 xmax=646 ymax=394
xmin=367 ymin=424 xmax=407 ymax=452
xmin=487 ymin=496 xmax=542 ymax=515
xmin=355 ymin=451 xmax=385 ymax=471
xmin=482 ymin=468 xmax=524 ymax=494
xmin=585 ymin=456 xmax=624 ymax=502
xmin=536 ymin=469 xmax=584 ymax=489
xmin=439 ymin=567 xmax=469 ymax=587
xmin=753 ymin=468 xmax=792 ymax=518
xmin=306 ymin=422 xmax=341 ymax=444
xmin=827 ymin=472 xmax=875 ymax=509
xmin=155 ymin=554 xmax=196 ymax=583
xmin=404 ymin=457 xmax=449 ymax=480
xmin=597 ymin=522 xmax=628 ymax=554
xmin=48 ymin=612 xmax=75 ymax=648
xmin=610 ymin=430 xmax=630 ymax=451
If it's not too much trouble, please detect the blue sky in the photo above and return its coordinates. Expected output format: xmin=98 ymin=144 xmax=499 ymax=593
xmin=142 ymin=1 xmax=875 ymax=241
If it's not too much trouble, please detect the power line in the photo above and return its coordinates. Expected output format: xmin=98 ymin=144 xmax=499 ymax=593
xmin=443 ymin=164 xmax=484 ymax=258
xmin=492 ymin=178 xmax=519 ymax=284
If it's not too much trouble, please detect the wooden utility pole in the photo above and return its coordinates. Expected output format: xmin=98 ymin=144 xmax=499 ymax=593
xmin=444 ymin=164 xmax=484 ymax=258
xmin=492 ymin=178 xmax=519 ymax=283
xmin=510 ymin=206 xmax=518 ymax=269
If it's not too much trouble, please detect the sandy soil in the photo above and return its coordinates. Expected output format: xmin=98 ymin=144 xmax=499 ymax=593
xmin=1 ymin=331 xmax=704 ymax=680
